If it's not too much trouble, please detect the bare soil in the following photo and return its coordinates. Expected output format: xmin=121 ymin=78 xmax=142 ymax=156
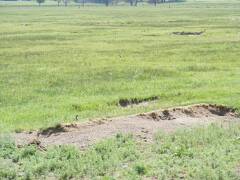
xmin=118 ymin=96 xmax=158 ymax=107
xmin=14 ymin=104 xmax=239 ymax=149
xmin=236 ymin=165 xmax=240 ymax=178
xmin=172 ymin=30 xmax=205 ymax=36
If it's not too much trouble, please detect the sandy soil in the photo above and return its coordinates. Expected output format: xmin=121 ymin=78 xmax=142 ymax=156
xmin=14 ymin=104 xmax=239 ymax=149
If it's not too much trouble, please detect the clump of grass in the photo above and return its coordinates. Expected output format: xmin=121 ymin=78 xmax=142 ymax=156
xmin=134 ymin=163 xmax=148 ymax=175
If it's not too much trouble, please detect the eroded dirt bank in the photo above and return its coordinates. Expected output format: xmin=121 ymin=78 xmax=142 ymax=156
xmin=15 ymin=104 xmax=239 ymax=149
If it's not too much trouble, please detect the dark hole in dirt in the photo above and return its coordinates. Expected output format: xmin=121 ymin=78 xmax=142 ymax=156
xmin=182 ymin=109 xmax=195 ymax=117
xmin=207 ymin=104 xmax=236 ymax=116
xmin=38 ymin=124 xmax=67 ymax=137
xmin=119 ymin=96 xmax=159 ymax=107
xmin=29 ymin=139 xmax=41 ymax=146
xmin=147 ymin=110 xmax=175 ymax=121
xmin=172 ymin=30 xmax=205 ymax=36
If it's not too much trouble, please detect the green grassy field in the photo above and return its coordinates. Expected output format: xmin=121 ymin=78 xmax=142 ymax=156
xmin=1 ymin=1 xmax=240 ymax=179
xmin=1 ymin=1 xmax=240 ymax=132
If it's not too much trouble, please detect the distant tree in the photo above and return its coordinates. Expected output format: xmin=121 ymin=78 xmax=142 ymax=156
xmin=153 ymin=0 xmax=158 ymax=6
xmin=74 ymin=0 xmax=85 ymax=7
xmin=105 ymin=0 xmax=109 ymax=6
xmin=134 ymin=0 xmax=138 ymax=6
xmin=82 ymin=0 xmax=85 ymax=6
xmin=149 ymin=0 xmax=158 ymax=6
xmin=36 ymin=0 xmax=45 ymax=6
xmin=63 ymin=0 xmax=68 ymax=6
xmin=56 ymin=0 xmax=61 ymax=6
xmin=127 ymin=0 xmax=138 ymax=6
xmin=129 ymin=0 xmax=133 ymax=6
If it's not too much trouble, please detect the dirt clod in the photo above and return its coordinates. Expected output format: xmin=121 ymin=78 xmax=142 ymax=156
xmin=161 ymin=110 xmax=175 ymax=120
xmin=172 ymin=30 xmax=205 ymax=36
xmin=29 ymin=139 xmax=41 ymax=146
xmin=28 ymin=138 xmax=46 ymax=151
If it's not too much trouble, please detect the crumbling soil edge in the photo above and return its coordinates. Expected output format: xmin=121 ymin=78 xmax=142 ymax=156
xmin=14 ymin=104 xmax=239 ymax=149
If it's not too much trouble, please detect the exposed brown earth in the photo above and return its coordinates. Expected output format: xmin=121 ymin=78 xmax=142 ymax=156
xmin=172 ymin=30 xmax=205 ymax=36
xmin=118 ymin=96 xmax=159 ymax=107
xmin=236 ymin=165 xmax=240 ymax=178
xmin=14 ymin=104 xmax=239 ymax=149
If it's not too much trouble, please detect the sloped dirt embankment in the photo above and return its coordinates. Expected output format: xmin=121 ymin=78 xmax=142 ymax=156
xmin=15 ymin=104 xmax=239 ymax=149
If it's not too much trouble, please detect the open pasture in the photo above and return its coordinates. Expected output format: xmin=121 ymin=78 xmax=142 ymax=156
xmin=1 ymin=1 xmax=240 ymax=179
xmin=0 ymin=1 xmax=240 ymax=131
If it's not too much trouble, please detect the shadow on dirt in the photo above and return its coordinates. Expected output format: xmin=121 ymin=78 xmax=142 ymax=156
xmin=172 ymin=30 xmax=205 ymax=36
xmin=118 ymin=96 xmax=159 ymax=107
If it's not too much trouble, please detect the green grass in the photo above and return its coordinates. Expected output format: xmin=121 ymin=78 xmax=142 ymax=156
xmin=1 ymin=2 xmax=239 ymax=178
xmin=1 ymin=124 xmax=240 ymax=179
xmin=1 ymin=1 xmax=240 ymax=131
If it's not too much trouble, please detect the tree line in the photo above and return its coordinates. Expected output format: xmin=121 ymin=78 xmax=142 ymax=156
xmin=36 ymin=0 xmax=184 ymax=7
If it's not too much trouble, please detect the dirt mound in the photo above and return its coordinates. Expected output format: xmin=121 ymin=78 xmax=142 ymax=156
xmin=141 ymin=104 xmax=236 ymax=120
xmin=14 ymin=104 xmax=239 ymax=149
xmin=118 ymin=96 xmax=158 ymax=107
xmin=172 ymin=30 xmax=205 ymax=36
